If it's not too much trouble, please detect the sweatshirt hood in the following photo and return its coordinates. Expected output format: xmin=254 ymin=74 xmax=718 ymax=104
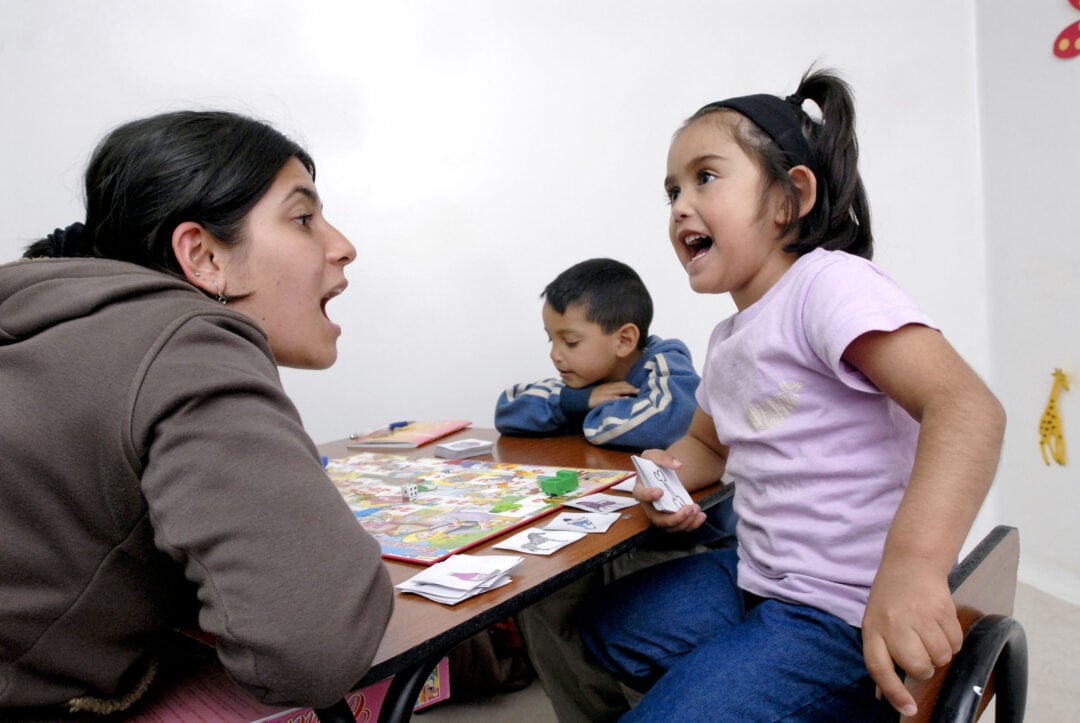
xmin=0 ymin=258 xmax=202 ymax=345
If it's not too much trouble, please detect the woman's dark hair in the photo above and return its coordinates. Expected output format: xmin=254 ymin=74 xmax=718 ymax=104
xmin=24 ymin=110 xmax=315 ymax=275
xmin=685 ymin=67 xmax=873 ymax=260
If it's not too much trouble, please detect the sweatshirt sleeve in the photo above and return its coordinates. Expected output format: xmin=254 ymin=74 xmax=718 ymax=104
xmin=128 ymin=312 xmax=393 ymax=708
xmin=494 ymin=378 xmax=586 ymax=434
xmin=582 ymin=341 xmax=701 ymax=450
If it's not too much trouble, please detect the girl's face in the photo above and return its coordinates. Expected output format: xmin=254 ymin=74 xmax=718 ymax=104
xmin=224 ymin=157 xmax=356 ymax=369
xmin=664 ymin=114 xmax=796 ymax=310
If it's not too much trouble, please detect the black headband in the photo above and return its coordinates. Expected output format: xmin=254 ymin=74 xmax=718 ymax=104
xmin=705 ymin=93 xmax=819 ymax=179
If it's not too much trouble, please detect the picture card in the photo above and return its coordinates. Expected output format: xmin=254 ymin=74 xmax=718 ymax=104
xmin=493 ymin=529 xmax=586 ymax=555
xmin=544 ymin=511 xmax=621 ymax=534
xmin=395 ymin=553 xmax=524 ymax=604
xmin=562 ymin=492 xmax=639 ymax=514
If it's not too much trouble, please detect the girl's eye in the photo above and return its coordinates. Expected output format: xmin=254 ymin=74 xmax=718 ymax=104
xmin=697 ymin=170 xmax=716 ymax=185
xmin=565 ymin=341 xmax=579 ymax=349
xmin=665 ymin=187 xmax=680 ymax=205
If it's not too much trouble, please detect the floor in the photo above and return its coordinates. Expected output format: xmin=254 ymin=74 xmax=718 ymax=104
xmin=418 ymin=582 xmax=1079 ymax=722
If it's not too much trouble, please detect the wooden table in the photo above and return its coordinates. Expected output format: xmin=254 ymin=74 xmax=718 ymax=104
xmin=322 ymin=428 xmax=726 ymax=723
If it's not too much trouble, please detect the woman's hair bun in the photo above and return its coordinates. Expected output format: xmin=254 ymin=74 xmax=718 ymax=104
xmin=24 ymin=222 xmax=88 ymax=259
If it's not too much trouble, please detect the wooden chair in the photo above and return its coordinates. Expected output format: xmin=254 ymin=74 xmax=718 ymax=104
xmin=892 ymin=525 xmax=1028 ymax=722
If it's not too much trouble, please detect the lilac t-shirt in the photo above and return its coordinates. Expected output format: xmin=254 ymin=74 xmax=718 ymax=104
xmin=696 ymin=248 xmax=936 ymax=627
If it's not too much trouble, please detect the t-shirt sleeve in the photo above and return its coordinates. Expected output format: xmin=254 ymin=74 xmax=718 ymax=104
xmin=802 ymin=256 xmax=938 ymax=393
xmin=129 ymin=311 xmax=393 ymax=707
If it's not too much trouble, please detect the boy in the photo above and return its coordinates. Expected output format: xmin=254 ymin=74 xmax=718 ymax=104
xmin=495 ymin=258 xmax=699 ymax=449
xmin=498 ymin=259 xmax=715 ymax=722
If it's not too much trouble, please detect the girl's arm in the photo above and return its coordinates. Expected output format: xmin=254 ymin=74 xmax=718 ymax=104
xmin=843 ymin=323 xmax=1006 ymax=718
xmin=637 ymin=406 xmax=730 ymax=532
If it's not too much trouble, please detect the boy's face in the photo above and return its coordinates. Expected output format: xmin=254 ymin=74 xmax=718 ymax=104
xmin=542 ymin=302 xmax=623 ymax=388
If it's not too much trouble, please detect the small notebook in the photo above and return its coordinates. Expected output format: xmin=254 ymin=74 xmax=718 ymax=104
xmin=347 ymin=419 xmax=472 ymax=449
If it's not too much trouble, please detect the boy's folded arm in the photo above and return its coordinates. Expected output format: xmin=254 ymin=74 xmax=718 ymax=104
xmin=494 ymin=379 xmax=575 ymax=434
xmin=582 ymin=351 xmax=699 ymax=448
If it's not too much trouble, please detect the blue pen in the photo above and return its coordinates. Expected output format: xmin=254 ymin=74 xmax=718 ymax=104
xmin=388 ymin=420 xmax=412 ymax=432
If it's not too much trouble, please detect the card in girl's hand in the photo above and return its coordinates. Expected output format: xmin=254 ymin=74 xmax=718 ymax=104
xmin=630 ymin=456 xmax=691 ymax=513
xmin=544 ymin=511 xmax=621 ymax=534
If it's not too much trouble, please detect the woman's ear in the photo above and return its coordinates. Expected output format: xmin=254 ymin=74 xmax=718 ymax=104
xmin=785 ymin=165 xmax=818 ymax=221
xmin=615 ymin=323 xmax=641 ymax=357
xmin=172 ymin=221 xmax=223 ymax=293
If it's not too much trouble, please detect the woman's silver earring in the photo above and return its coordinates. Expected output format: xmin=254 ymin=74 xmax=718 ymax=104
xmin=194 ymin=271 xmax=201 ymax=278
xmin=215 ymin=285 xmax=227 ymax=305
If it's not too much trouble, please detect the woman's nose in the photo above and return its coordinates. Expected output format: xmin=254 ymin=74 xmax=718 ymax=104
xmin=327 ymin=222 xmax=356 ymax=265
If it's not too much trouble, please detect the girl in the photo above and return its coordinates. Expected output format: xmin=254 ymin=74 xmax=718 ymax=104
xmin=0 ymin=111 xmax=393 ymax=716
xmin=581 ymin=68 xmax=1005 ymax=720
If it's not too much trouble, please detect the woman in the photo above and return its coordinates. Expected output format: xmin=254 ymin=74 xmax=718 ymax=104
xmin=0 ymin=111 xmax=394 ymax=716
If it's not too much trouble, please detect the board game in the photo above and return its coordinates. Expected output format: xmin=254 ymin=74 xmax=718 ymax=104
xmin=326 ymin=452 xmax=633 ymax=564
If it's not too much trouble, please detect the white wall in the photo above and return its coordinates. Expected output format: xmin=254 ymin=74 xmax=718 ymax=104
xmin=4 ymin=2 xmax=1019 ymax=579
xmin=977 ymin=1 xmax=1080 ymax=604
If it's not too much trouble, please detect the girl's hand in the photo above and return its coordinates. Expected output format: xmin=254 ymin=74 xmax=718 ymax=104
xmin=861 ymin=558 xmax=962 ymax=718
xmin=634 ymin=449 xmax=706 ymax=532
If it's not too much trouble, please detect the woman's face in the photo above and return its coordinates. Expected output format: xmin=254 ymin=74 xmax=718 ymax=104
xmin=224 ymin=157 xmax=356 ymax=369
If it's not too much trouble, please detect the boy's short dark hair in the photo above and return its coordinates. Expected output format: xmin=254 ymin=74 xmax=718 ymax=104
xmin=542 ymin=258 xmax=652 ymax=349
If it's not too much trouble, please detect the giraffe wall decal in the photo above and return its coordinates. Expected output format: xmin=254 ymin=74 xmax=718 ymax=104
xmin=1039 ymin=368 xmax=1069 ymax=466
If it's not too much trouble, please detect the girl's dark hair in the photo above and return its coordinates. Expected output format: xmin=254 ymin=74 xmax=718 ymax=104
xmin=686 ymin=67 xmax=873 ymax=259
xmin=24 ymin=110 xmax=315 ymax=275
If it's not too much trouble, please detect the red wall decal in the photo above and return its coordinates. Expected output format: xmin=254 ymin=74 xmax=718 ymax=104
xmin=1055 ymin=0 xmax=1080 ymax=58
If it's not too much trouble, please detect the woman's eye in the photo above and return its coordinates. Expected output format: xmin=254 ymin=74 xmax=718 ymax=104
xmin=294 ymin=214 xmax=313 ymax=227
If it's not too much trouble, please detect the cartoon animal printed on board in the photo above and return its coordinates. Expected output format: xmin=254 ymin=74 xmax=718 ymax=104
xmin=1054 ymin=0 xmax=1080 ymax=59
xmin=1039 ymin=368 xmax=1069 ymax=466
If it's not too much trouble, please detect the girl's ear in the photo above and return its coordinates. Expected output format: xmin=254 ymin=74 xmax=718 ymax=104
xmin=785 ymin=164 xmax=818 ymax=221
xmin=615 ymin=323 xmax=641 ymax=357
xmin=172 ymin=221 xmax=225 ymax=294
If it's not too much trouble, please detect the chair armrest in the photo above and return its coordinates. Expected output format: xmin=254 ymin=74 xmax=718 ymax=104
xmin=931 ymin=614 xmax=1028 ymax=723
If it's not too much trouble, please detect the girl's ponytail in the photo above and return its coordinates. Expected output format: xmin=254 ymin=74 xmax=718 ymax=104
xmin=790 ymin=68 xmax=873 ymax=259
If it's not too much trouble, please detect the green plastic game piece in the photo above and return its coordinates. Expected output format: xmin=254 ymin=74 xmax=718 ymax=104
xmin=539 ymin=469 xmax=579 ymax=496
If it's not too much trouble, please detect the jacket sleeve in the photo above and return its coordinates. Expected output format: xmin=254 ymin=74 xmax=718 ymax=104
xmin=129 ymin=312 xmax=393 ymax=708
xmin=494 ymin=378 xmax=590 ymax=434
xmin=582 ymin=344 xmax=701 ymax=450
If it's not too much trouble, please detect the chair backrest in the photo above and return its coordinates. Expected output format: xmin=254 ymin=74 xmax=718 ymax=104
xmin=903 ymin=525 xmax=1022 ymax=722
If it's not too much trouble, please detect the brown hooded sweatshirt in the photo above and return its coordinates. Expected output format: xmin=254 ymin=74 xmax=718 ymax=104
xmin=0 ymin=258 xmax=393 ymax=711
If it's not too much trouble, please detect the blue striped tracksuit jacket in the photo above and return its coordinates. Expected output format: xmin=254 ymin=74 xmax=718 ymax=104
xmin=494 ymin=336 xmax=700 ymax=450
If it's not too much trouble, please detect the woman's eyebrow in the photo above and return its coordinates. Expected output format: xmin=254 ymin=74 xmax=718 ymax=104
xmin=281 ymin=185 xmax=323 ymax=208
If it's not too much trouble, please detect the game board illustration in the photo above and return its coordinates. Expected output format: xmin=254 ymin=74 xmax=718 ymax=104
xmin=326 ymin=452 xmax=634 ymax=564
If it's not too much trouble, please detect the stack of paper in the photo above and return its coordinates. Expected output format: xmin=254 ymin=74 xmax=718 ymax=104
xmin=396 ymin=553 xmax=524 ymax=605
